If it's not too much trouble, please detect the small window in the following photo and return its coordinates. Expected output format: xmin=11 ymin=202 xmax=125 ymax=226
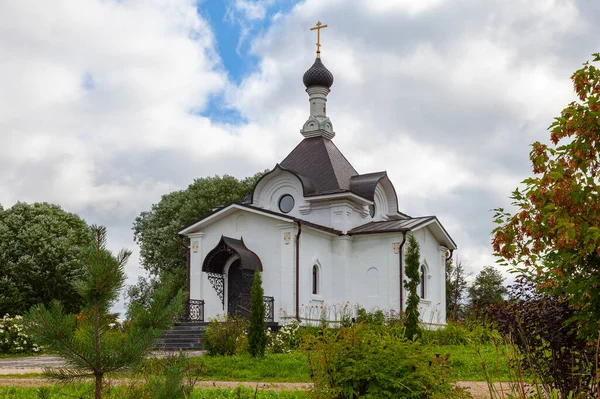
xmin=278 ymin=194 xmax=295 ymax=213
xmin=369 ymin=203 xmax=375 ymax=218
xmin=312 ymin=265 xmax=319 ymax=295
xmin=420 ymin=265 xmax=426 ymax=299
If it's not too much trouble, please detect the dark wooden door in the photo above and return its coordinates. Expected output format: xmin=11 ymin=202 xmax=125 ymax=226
xmin=227 ymin=259 xmax=253 ymax=318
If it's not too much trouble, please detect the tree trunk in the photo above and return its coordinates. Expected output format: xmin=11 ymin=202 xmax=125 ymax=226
xmin=95 ymin=372 xmax=103 ymax=399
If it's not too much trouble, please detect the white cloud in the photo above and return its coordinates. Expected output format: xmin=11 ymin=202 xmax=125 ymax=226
xmin=2 ymin=0 xmax=599 ymax=314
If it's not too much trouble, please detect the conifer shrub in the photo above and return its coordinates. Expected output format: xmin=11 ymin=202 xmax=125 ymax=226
xmin=405 ymin=235 xmax=422 ymax=340
xmin=304 ymin=322 xmax=467 ymax=399
xmin=23 ymin=225 xmax=185 ymax=399
xmin=248 ymin=270 xmax=267 ymax=357
xmin=204 ymin=315 xmax=248 ymax=356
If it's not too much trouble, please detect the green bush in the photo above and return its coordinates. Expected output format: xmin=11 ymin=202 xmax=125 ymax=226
xmin=304 ymin=322 xmax=467 ymax=398
xmin=0 ymin=314 xmax=42 ymax=354
xmin=204 ymin=315 xmax=248 ymax=356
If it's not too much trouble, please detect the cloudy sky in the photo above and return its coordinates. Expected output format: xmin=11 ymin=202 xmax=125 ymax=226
xmin=1 ymin=0 xmax=598 ymax=314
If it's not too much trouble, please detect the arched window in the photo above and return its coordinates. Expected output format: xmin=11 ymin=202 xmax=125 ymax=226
xmin=420 ymin=265 xmax=426 ymax=299
xmin=367 ymin=267 xmax=378 ymax=297
xmin=312 ymin=265 xmax=319 ymax=295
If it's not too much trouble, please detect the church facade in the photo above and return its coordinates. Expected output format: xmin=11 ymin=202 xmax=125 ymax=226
xmin=179 ymin=43 xmax=456 ymax=326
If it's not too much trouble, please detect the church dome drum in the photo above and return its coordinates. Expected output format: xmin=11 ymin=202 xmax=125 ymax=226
xmin=303 ymin=58 xmax=334 ymax=88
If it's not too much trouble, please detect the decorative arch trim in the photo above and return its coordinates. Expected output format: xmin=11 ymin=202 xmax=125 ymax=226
xmin=202 ymin=236 xmax=263 ymax=274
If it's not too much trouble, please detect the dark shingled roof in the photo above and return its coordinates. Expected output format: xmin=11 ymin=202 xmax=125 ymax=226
xmin=280 ymin=136 xmax=358 ymax=196
xmin=349 ymin=172 xmax=388 ymax=201
xmin=303 ymin=58 xmax=334 ymax=88
xmin=347 ymin=217 xmax=435 ymax=235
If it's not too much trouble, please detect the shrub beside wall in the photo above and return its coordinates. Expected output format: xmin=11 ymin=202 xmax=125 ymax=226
xmin=203 ymin=316 xmax=248 ymax=356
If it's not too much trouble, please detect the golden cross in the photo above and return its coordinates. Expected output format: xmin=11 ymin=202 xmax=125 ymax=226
xmin=310 ymin=21 xmax=328 ymax=58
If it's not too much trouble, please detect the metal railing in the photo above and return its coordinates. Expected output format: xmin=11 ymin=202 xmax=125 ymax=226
xmin=181 ymin=299 xmax=204 ymax=322
xmin=264 ymin=296 xmax=274 ymax=322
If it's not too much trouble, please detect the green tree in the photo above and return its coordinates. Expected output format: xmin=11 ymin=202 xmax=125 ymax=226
xmin=492 ymin=53 xmax=600 ymax=338
xmin=248 ymin=270 xmax=267 ymax=357
xmin=0 ymin=202 xmax=93 ymax=315
xmin=130 ymin=173 xmax=263 ymax=305
xmin=404 ymin=235 xmax=421 ymax=340
xmin=446 ymin=256 xmax=469 ymax=321
xmin=467 ymin=266 xmax=507 ymax=310
xmin=24 ymin=225 xmax=185 ymax=399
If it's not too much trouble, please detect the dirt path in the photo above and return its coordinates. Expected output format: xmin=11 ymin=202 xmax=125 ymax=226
xmin=0 ymin=355 xmax=504 ymax=398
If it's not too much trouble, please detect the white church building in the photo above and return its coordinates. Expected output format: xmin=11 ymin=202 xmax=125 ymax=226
xmin=179 ymin=32 xmax=456 ymax=327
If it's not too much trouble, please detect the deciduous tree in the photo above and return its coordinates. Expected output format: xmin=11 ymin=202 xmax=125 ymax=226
xmin=0 ymin=202 xmax=93 ymax=315
xmin=493 ymin=53 xmax=600 ymax=338
xmin=467 ymin=266 xmax=507 ymax=310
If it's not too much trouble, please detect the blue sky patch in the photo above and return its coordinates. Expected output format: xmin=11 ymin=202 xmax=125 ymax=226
xmin=81 ymin=72 xmax=95 ymax=90
xmin=197 ymin=0 xmax=298 ymax=84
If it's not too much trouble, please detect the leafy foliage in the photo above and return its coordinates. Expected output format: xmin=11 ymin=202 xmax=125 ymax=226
xmin=446 ymin=257 xmax=469 ymax=321
xmin=488 ymin=280 xmax=597 ymax=399
xmin=0 ymin=314 xmax=42 ymax=354
xmin=24 ymin=225 xmax=185 ymax=399
xmin=248 ymin=271 xmax=267 ymax=357
xmin=304 ymin=322 xmax=465 ymax=399
xmin=492 ymin=53 xmax=600 ymax=338
xmin=404 ymin=235 xmax=421 ymax=340
xmin=130 ymin=173 xmax=264 ymax=303
xmin=204 ymin=315 xmax=248 ymax=356
xmin=467 ymin=266 xmax=507 ymax=310
xmin=0 ymin=202 xmax=93 ymax=315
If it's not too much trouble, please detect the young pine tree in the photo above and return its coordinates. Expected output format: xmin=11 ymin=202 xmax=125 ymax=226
xmin=404 ymin=235 xmax=421 ymax=340
xmin=248 ymin=270 xmax=267 ymax=357
xmin=24 ymin=225 xmax=185 ymax=399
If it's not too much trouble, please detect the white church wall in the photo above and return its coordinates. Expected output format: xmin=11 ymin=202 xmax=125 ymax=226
xmin=297 ymin=228 xmax=334 ymax=320
xmin=410 ymin=227 xmax=447 ymax=325
xmin=193 ymin=210 xmax=295 ymax=323
xmin=349 ymin=235 xmax=399 ymax=312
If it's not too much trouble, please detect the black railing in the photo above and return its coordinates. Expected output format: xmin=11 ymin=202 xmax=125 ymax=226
xmin=181 ymin=299 xmax=204 ymax=322
xmin=264 ymin=296 xmax=274 ymax=322
xmin=231 ymin=294 xmax=274 ymax=322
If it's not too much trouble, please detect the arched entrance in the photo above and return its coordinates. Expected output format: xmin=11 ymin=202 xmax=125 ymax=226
xmin=226 ymin=259 xmax=254 ymax=318
xmin=202 ymin=236 xmax=263 ymax=318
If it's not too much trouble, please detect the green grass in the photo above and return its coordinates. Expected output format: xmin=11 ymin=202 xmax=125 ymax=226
xmin=192 ymin=352 xmax=311 ymax=382
xmin=0 ymin=343 xmax=510 ymax=392
xmin=0 ymin=384 xmax=306 ymax=398
xmin=189 ymin=343 xmax=508 ymax=382
xmin=434 ymin=344 xmax=511 ymax=381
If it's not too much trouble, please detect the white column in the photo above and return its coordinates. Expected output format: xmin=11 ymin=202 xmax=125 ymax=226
xmin=278 ymin=223 xmax=295 ymax=322
xmin=188 ymin=232 xmax=205 ymax=300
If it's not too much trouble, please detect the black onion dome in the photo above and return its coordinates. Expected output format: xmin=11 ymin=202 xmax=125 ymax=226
xmin=303 ymin=58 xmax=334 ymax=88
